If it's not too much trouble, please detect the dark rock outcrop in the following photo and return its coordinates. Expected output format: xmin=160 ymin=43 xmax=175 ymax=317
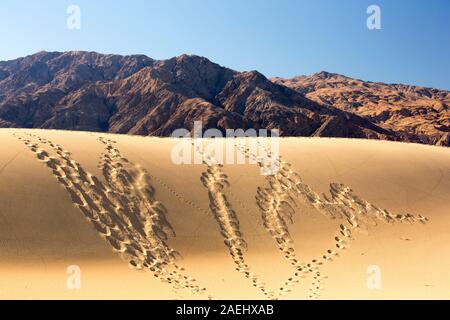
xmin=1 ymin=51 xmax=446 ymax=146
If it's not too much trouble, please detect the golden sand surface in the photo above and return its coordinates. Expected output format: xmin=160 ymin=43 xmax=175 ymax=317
xmin=0 ymin=129 xmax=448 ymax=299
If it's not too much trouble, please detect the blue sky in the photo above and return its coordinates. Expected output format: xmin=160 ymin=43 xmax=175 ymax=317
xmin=1 ymin=0 xmax=449 ymax=89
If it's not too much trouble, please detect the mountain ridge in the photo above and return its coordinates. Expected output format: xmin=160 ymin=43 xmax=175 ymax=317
xmin=0 ymin=51 xmax=447 ymax=145
xmin=273 ymin=72 xmax=449 ymax=146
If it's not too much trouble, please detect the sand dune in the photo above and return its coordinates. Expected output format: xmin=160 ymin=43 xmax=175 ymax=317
xmin=0 ymin=128 xmax=449 ymax=299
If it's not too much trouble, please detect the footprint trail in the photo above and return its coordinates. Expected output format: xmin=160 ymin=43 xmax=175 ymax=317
xmin=15 ymin=133 xmax=210 ymax=298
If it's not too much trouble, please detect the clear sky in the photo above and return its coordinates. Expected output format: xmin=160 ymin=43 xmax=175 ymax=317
xmin=1 ymin=0 xmax=449 ymax=89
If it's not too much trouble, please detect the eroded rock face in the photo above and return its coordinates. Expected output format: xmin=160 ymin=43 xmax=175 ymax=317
xmin=0 ymin=51 xmax=446 ymax=145
xmin=273 ymin=72 xmax=450 ymax=146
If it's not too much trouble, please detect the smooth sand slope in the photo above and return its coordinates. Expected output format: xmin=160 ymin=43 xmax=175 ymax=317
xmin=0 ymin=128 xmax=449 ymax=299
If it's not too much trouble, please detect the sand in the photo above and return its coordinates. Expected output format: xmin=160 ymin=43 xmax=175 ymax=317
xmin=0 ymin=128 xmax=449 ymax=299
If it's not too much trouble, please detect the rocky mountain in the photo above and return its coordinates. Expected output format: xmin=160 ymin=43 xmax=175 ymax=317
xmin=0 ymin=51 xmax=447 ymax=145
xmin=272 ymin=72 xmax=449 ymax=146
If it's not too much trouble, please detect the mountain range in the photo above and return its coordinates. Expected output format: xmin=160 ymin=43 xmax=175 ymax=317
xmin=0 ymin=51 xmax=448 ymax=146
xmin=273 ymin=72 xmax=449 ymax=146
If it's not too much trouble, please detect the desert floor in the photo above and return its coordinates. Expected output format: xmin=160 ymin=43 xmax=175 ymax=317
xmin=0 ymin=129 xmax=449 ymax=299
